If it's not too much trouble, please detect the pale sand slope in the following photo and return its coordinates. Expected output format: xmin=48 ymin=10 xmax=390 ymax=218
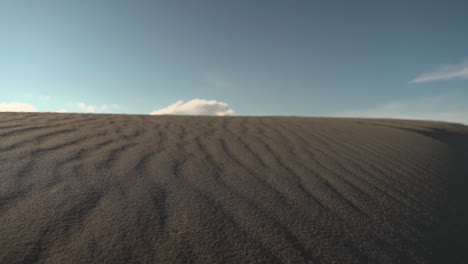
xmin=1 ymin=113 xmax=467 ymax=263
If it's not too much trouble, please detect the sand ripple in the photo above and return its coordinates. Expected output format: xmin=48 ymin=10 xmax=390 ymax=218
xmin=0 ymin=113 xmax=467 ymax=263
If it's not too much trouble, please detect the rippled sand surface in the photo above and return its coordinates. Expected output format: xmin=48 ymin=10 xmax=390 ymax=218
xmin=1 ymin=113 xmax=467 ymax=263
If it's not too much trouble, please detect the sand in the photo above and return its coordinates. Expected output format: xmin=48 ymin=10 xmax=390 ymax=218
xmin=0 ymin=113 xmax=467 ymax=263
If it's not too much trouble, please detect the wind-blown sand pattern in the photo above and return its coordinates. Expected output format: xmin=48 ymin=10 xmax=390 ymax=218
xmin=1 ymin=113 xmax=467 ymax=263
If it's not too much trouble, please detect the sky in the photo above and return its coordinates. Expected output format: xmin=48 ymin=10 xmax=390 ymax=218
xmin=1 ymin=0 xmax=467 ymax=123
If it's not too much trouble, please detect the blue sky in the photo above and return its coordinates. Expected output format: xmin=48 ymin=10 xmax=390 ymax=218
xmin=1 ymin=1 xmax=467 ymax=123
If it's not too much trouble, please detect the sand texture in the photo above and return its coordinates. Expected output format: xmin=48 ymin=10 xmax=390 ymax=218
xmin=1 ymin=113 xmax=467 ymax=263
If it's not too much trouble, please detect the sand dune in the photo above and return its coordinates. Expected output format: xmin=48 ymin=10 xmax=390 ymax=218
xmin=0 ymin=113 xmax=467 ymax=263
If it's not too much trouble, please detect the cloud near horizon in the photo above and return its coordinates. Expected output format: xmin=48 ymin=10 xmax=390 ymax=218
xmin=338 ymin=95 xmax=468 ymax=125
xmin=0 ymin=102 xmax=37 ymax=112
xmin=77 ymin=103 xmax=119 ymax=113
xmin=411 ymin=58 xmax=468 ymax=83
xmin=150 ymin=99 xmax=235 ymax=116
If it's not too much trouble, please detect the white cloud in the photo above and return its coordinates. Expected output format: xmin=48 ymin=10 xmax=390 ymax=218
xmin=77 ymin=102 xmax=94 ymax=113
xmin=411 ymin=58 xmax=468 ymax=83
xmin=150 ymin=99 xmax=235 ymax=116
xmin=0 ymin=102 xmax=37 ymax=112
xmin=337 ymin=95 xmax=468 ymax=125
xmin=56 ymin=109 xmax=68 ymax=113
xmin=76 ymin=103 xmax=118 ymax=113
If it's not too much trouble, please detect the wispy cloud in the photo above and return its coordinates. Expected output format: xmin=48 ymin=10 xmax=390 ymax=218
xmin=39 ymin=95 xmax=52 ymax=101
xmin=23 ymin=93 xmax=52 ymax=101
xmin=150 ymin=99 xmax=235 ymax=116
xmin=411 ymin=58 xmax=468 ymax=83
xmin=77 ymin=102 xmax=95 ymax=112
xmin=77 ymin=103 xmax=119 ymax=113
xmin=337 ymin=95 xmax=468 ymax=125
xmin=204 ymin=72 xmax=235 ymax=89
xmin=0 ymin=102 xmax=37 ymax=112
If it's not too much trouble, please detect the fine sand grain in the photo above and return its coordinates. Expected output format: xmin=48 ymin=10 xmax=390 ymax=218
xmin=0 ymin=113 xmax=467 ymax=263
